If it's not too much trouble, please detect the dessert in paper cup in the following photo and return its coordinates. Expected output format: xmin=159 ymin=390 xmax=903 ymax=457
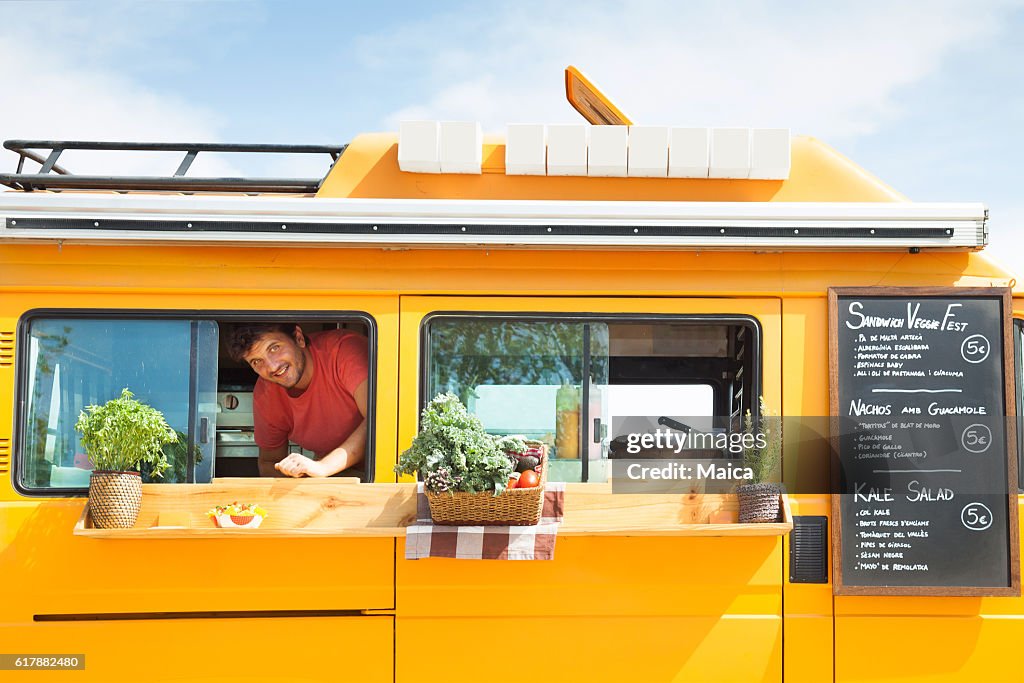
xmin=207 ymin=502 xmax=268 ymax=529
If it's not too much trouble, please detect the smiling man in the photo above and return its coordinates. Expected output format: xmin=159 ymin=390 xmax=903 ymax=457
xmin=227 ymin=323 xmax=368 ymax=477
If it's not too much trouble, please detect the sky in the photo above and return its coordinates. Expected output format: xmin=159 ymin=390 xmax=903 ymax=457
xmin=1 ymin=0 xmax=1022 ymax=271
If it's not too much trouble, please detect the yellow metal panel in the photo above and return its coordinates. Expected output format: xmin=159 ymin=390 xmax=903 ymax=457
xmin=779 ymin=251 xmax=1014 ymax=295
xmin=1 ymin=247 xmax=1014 ymax=301
xmin=784 ymin=616 xmax=835 ymax=683
xmin=782 ymin=298 xmax=831 ymax=493
xmin=0 ymin=617 xmax=393 ymax=683
xmin=398 ymin=536 xmax=784 ymax=618
xmin=783 ymin=496 xmax=835 ymax=683
xmin=780 ymin=299 xmax=835 ymax=682
xmin=836 ymin=615 xmax=1024 ymax=682
xmin=0 ymin=501 xmax=394 ymax=618
xmin=397 ymin=615 xmax=781 ymax=683
xmin=318 ymin=133 xmax=906 ymax=203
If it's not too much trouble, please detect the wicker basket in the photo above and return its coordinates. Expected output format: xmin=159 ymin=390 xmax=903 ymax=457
xmin=426 ymin=446 xmax=548 ymax=526
xmin=737 ymin=482 xmax=782 ymax=523
xmin=88 ymin=470 xmax=142 ymax=529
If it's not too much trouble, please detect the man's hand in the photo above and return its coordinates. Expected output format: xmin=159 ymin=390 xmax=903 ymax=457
xmin=274 ymin=452 xmax=328 ymax=478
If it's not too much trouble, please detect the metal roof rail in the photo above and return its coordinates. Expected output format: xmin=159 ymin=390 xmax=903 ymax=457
xmin=0 ymin=140 xmax=346 ymax=193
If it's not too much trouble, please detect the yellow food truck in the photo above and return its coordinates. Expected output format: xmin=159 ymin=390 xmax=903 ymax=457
xmin=0 ymin=71 xmax=1019 ymax=681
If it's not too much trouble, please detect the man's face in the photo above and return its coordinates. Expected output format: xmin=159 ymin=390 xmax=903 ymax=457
xmin=242 ymin=330 xmax=309 ymax=389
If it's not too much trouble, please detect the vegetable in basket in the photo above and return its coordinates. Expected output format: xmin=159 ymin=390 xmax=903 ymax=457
xmin=395 ymin=393 xmax=527 ymax=496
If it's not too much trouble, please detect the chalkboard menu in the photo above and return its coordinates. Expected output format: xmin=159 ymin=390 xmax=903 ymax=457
xmin=829 ymin=287 xmax=1019 ymax=596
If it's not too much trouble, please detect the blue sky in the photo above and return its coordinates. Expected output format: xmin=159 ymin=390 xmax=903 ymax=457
xmin=2 ymin=0 xmax=1023 ymax=270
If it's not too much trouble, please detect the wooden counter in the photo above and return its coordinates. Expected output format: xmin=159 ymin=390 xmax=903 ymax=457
xmin=73 ymin=478 xmax=793 ymax=539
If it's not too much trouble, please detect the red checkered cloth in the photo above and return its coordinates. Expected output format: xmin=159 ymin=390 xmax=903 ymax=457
xmin=405 ymin=482 xmax=565 ymax=560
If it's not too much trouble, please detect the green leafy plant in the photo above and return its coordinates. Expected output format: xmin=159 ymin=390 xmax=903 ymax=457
xmin=396 ymin=393 xmax=526 ymax=495
xmin=144 ymin=430 xmax=203 ymax=483
xmin=74 ymin=388 xmax=177 ymax=477
xmin=742 ymin=396 xmax=782 ymax=484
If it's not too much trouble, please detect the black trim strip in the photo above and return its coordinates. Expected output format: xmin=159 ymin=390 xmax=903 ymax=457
xmin=6 ymin=218 xmax=956 ymax=239
xmin=34 ymin=609 xmax=386 ymax=622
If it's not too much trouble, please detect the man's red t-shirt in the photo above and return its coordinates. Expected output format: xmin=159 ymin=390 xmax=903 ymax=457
xmin=253 ymin=330 xmax=368 ymax=458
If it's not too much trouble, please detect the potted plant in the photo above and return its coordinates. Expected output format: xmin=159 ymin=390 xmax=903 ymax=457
xmin=737 ymin=397 xmax=783 ymax=523
xmin=75 ymin=388 xmax=177 ymax=528
xmin=395 ymin=393 xmax=547 ymax=525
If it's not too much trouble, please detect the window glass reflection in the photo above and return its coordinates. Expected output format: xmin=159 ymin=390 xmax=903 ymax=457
xmin=24 ymin=319 xmax=193 ymax=489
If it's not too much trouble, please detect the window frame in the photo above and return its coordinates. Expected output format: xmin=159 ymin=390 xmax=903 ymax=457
xmin=419 ymin=311 xmax=763 ymax=483
xmin=1014 ymin=318 xmax=1024 ymax=493
xmin=13 ymin=308 xmax=379 ymax=497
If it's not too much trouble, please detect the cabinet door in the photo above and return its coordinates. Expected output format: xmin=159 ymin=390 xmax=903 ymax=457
xmin=2 ymin=616 xmax=394 ymax=683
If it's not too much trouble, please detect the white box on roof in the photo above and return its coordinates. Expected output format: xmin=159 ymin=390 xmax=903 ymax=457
xmin=669 ymin=127 xmax=710 ymax=178
xmin=709 ymin=127 xmax=751 ymax=179
xmin=547 ymin=124 xmax=589 ymax=176
xmin=398 ymin=121 xmax=441 ymax=173
xmin=627 ymin=126 xmax=669 ymax=177
xmin=439 ymin=121 xmax=482 ymax=174
xmin=588 ymin=125 xmax=628 ymax=177
xmin=749 ymin=128 xmax=791 ymax=180
xmin=505 ymin=124 xmax=547 ymax=175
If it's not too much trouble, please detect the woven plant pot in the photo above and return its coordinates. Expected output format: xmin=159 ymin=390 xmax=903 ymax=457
xmin=737 ymin=482 xmax=782 ymax=523
xmin=88 ymin=470 xmax=142 ymax=529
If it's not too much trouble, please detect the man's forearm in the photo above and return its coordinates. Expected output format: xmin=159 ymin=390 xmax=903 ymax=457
xmin=317 ymin=420 xmax=367 ymax=476
xmin=258 ymin=445 xmax=289 ymax=477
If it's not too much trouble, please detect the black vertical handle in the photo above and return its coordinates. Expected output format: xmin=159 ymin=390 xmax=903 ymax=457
xmin=199 ymin=417 xmax=209 ymax=444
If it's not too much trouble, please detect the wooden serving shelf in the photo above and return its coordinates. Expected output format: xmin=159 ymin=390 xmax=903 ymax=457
xmin=73 ymin=478 xmax=793 ymax=539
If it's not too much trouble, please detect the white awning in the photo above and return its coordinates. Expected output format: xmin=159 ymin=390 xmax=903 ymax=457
xmin=0 ymin=193 xmax=987 ymax=250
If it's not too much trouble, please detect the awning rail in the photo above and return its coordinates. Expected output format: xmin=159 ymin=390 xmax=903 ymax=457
xmin=0 ymin=194 xmax=988 ymax=251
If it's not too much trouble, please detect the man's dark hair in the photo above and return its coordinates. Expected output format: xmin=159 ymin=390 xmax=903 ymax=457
xmin=226 ymin=323 xmax=299 ymax=363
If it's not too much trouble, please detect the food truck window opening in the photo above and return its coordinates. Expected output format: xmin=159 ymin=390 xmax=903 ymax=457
xmin=420 ymin=313 xmax=761 ymax=483
xmin=13 ymin=309 xmax=377 ymax=496
xmin=1015 ymin=318 xmax=1024 ymax=492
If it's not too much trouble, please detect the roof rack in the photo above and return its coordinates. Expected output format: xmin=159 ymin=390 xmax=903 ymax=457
xmin=0 ymin=140 xmax=346 ymax=193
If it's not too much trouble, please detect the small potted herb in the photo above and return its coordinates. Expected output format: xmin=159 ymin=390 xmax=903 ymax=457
xmin=396 ymin=393 xmax=547 ymax=525
xmin=75 ymin=388 xmax=177 ymax=528
xmin=737 ymin=397 xmax=783 ymax=523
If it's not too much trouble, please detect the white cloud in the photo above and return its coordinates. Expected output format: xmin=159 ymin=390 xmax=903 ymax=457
xmin=0 ymin=4 xmax=238 ymax=178
xmin=367 ymin=1 xmax=1017 ymax=138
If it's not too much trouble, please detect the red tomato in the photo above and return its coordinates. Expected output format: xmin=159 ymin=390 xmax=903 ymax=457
xmin=517 ymin=470 xmax=540 ymax=488
xmin=507 ymin=476 xmax=519 ymax=491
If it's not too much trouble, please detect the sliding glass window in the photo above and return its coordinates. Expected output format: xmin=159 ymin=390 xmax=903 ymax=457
xmin=422 ymin=315 xmax=761 ymax=483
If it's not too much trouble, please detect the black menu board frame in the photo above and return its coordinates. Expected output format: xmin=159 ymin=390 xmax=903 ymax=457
xmin=829 ymin=286 xmax=1020 ymax=596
